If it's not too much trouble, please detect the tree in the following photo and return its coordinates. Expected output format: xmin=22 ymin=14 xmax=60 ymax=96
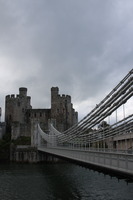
xmin=98 ymin=121 xmax=110 ymax=129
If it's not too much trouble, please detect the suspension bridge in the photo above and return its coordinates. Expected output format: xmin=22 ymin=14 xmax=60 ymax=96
xmin=35 ymin=69 xmax=133 ymax=176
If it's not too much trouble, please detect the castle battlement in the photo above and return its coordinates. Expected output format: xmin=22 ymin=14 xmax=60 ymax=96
xmin=6 ymin=94 xmax=31 ymax=100
xmin=6 ymin=94 xmax=18 ymax=100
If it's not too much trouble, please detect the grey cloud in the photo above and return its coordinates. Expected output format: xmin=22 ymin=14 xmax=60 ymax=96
xmin=0 ymin=0 xmax=132 ymax=120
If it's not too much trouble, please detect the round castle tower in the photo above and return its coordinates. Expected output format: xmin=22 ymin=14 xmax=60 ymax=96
xmin=5 ymin=87 xmax=32 ymax=137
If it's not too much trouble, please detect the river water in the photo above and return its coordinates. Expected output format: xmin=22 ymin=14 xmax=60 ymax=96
xmin=0 ymin=163 xmax=133 ymax=200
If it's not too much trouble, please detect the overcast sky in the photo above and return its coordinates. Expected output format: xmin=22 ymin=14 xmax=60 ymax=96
xmin=0 ymin=0 xmax=133 ymax=121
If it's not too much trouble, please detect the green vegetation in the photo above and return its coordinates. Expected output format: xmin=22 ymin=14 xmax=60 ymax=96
xmin=12 ymin=136 xmax=31 ymax=145
xmin=0 ymin=133 xmax=31 ymax=162
xmin=0 ymin=132 xmax=11 ymax=161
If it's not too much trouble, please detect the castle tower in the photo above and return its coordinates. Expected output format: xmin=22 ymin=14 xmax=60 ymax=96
xmin=51 ymin=87 xmax=78 ymax=132
xmin=5 ymin=87 xmax=32 ymax=138
xmin=19 ymin=87 xmax=27 ymax=97
xmin=51 ymin=87 xmax=59 ymax=106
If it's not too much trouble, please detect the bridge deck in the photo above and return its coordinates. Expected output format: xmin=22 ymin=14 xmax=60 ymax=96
xmin=38 ymin=146 xmax=133 ymax=176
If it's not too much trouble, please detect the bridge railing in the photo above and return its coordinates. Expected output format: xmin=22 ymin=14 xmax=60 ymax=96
xmin=38 ymin=145 xmax=133 ymax=176
xmin=37 ymin=115 xmax=133 ymax=154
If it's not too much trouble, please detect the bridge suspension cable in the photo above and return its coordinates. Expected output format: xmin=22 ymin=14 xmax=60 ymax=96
xmin=37 ymin=69 xmax=133 ymax=147
xmin=55 ymin=69 xmax=133 ymax=143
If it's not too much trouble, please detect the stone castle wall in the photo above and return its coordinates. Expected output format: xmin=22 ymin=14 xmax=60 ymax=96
xmin=5 ymin=87 xmax=78 ymax=141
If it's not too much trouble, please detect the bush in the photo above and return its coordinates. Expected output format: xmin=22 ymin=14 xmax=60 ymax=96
xmin=12 ymin=136 xmax=31 ymax=145
xmin=0 ymin=139 xmax=10 ymax=161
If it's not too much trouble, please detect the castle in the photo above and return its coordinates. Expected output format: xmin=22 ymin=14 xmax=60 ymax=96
xmin=5 ymin=87 xmax=78 ymax=141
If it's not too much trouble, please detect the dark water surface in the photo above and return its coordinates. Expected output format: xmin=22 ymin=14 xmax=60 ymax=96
xmin=0 ymin=163 xmax=133 ymax=200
